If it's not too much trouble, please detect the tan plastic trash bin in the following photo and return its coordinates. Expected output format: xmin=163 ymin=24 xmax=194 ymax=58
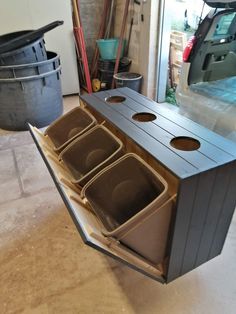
xmin=82 ymin=153 xmax=174 ymax=264
xmin=59 ymin=125 xmax=124 ymax=187
xmin=45 ymin=107 xmax=97 ymax=152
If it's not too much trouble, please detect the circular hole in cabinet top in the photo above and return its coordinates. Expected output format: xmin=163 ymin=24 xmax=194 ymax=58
xmin=170 ymin=136 xmax=201 ymax=151
xmin=132 ymin=112 xmax=157 ymax=122
xmin=105 ymin=95 xmax=126 ymax=103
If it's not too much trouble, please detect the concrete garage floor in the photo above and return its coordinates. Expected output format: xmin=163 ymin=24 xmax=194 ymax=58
xmin=0 ymin=96 xmax=236 ymax=314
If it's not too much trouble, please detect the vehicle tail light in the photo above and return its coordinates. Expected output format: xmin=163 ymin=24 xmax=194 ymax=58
xmin=183 ymin=36 xmax=197 ymax=62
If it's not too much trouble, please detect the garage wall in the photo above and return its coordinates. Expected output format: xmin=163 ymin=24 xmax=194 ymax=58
xmin=80 ymin=0 xmax=104 ymax=65
xmin=0 ymin=0 xmax=80 ymax=95
xmin=114 ymin=1 xmax=141 ymax=73
xmin=114 ymin=0 xmax=160 ymax=99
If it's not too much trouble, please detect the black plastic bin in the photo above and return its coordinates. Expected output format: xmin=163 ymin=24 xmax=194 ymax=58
xmin=0 ymin=51 xmax=60 ymax=79
xmin=98 ymin=58 xmax=131 ymax=89
xmin=60 ymin=125 xmax=124 ymax=187
xmin=0 ymin=65 xmax=63 ymax=131
xmin=82 ymin=153 xmax=173 ymax=264
xmin=45 ymin=107 xmax=97 ymax=153
xmin=0 ymin=31 xmax=46 ymax=65
xmin=98 ymin=57 xmax=131 ymax=72
xmin=0 ymin=21 xmax=63 ymax=65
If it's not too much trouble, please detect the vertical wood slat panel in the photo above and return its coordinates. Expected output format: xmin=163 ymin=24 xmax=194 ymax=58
xmin=166 ymin=176 xmax=198 ymax=282
xmin=195 ymin=162 xmax=232 ymax=266
xmin=208 ymin=165 xmax=236 ymax=259
xmin=180 ymin=169 xmax=216 ymax=275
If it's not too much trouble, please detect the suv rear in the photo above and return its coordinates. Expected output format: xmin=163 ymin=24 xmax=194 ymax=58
xmin=176 ymin=1 xmax=236 ymax=141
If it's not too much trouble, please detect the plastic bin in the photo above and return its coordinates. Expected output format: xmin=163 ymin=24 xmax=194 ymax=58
xmin=96 ymin=38 xmax=125 ymax=60
xmin=82 ymin=153 xmax=173 ymax=264
xmin=114 ymin=72 xmax=143 ymax=93
xmin=0 ymin=31 xmax=46 ymax=65
xmin=45 ymin=107 xmax=97 ymax=153
xmin=0 ymin=66 xmax=62 ymax=131
xmin=98 ymin=57 xmax=131 ymax=72
xmin=60 ymin=125 xmax=124 ymax=187
xmin=98 ymin=58 xmax=131 ymax=89
xmin=0 ymin=51 xmax=60 ymax=79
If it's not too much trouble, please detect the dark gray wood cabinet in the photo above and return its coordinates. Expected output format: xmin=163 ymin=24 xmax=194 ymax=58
xmin=29 ymin=87 xmax=236 ymax=283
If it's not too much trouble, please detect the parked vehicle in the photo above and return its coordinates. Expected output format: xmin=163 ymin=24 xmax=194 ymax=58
xmin=176 ymin=1 xmax=236 ymax=142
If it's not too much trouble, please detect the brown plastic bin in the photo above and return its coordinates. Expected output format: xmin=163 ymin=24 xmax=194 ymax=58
xmin=59 ymin=125 xmax=124 ymax=187
xmin=45 ymin=107 xmax=97 ymax=152
xmin=81 ymin=153 xmax=174 ymax=265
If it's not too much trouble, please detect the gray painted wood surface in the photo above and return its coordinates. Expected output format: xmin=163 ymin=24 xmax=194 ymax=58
xmin=81 ymin=87 xmax=236 ymax=282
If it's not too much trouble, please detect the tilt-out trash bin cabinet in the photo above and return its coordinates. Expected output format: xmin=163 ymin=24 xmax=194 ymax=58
xmin=29 ymin=87 xmax=236 ymax=283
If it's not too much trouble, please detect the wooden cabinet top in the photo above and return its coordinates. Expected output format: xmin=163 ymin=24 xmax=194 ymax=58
xmin=81 ymin=87 xmax=236 ymax=179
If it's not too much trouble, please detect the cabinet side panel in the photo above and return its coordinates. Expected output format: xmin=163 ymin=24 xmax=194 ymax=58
xmin=166 ymin=176 xmax=198 ymax=282
xmin=195 ymin=162 xmax=232 ymax=266
xmin=180 ymin=169 xmax=217 ymax=275
xmin=208 ymin=162 xmax=236 ymax=259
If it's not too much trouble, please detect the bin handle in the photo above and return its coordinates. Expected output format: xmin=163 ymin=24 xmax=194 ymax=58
xmin=105 ymin=193 xmax=177 ymax=240
xmin=0 ymin=65 xmax=61 ymax=82
xmin=0 ymin=53 xmax=59 ymax=69
xmin=0 ymin=21 xmax=63 ymax=54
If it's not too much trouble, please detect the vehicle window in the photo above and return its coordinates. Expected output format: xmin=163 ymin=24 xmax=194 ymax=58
xmin=213 ymin=12 xmax=236 ymax=37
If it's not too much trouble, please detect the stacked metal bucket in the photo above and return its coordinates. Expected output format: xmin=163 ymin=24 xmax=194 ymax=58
xmin=0 ymin=21 xmax=64 ymax=131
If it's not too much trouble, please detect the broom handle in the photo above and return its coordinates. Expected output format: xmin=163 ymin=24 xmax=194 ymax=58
xmin=72 ymin=0 xmax=92 ymax=93
xmin=91 ymin=0 xmax=110 ymax=78
xmin=112 ymin=0 xmax=130 ymax=88
xmin=72 ymin=0 xmax=81 ymax=27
